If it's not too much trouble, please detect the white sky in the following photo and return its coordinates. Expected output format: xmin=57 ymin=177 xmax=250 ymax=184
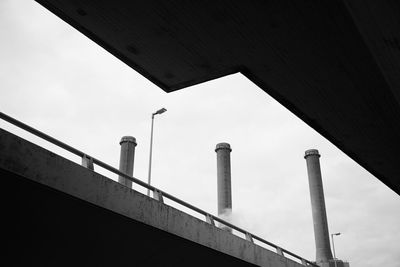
xmin=1 ymin=1 xmax=399 ymax=266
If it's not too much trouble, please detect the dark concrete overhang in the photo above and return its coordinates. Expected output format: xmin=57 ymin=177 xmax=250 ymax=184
xmin=34 ymin=0 xmax=400 ymax=195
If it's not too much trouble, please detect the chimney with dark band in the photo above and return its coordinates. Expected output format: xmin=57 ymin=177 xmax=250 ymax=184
xmin=216 ymin=142 xmax=232 ymax=232
xmin=118 ymin=136 xmax=137 ymax=188
xmin=304 ymin=149 xmax=333 ymax=263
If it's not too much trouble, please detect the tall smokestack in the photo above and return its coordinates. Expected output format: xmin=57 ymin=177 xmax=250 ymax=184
xmin=118 ymin=136 xmax=137 ymax=188
xmin=304 ymin=149 xmax=333 ymax=263
xmin=215 ymin=142 xmax=232 ymax=232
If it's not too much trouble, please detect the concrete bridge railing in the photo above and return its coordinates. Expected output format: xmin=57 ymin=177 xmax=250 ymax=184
xmin=0 ymin=111 xmax=316 ymax=267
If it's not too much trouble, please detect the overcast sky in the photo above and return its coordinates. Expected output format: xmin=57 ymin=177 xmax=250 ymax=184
xmin=1 ymin=1 xmax=399 ymax=266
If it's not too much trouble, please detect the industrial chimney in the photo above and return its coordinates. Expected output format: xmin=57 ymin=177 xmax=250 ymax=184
xmin=118 ymin=136 xmax=137 ymax=188
xmin=215 ymin=142 xmax=232 ymax=232
xmin=304 ymin=149 xmax=333 ymax=264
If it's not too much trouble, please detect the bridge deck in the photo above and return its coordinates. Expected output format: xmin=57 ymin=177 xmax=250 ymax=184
xmin=1 ymin=128 xmax=307 ymax=267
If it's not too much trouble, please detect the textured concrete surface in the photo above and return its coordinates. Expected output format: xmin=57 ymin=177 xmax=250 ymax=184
xmin=0 ymin=128 xmax=306 ymax=267
xmin=319 ymin=260 xmax=349 ymax=267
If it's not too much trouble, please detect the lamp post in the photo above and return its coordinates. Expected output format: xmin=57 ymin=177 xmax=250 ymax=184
xmin=331 ymin=232 xmax=341 ymax=267
xmin=147 ymin=108 xmax=167 ymax=196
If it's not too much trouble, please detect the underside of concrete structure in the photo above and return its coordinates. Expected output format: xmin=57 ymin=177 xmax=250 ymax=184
xmin=1 ymin=128 xmax=309 ymax=267
xmin=34 ymin=0 xmax=400 ymax=195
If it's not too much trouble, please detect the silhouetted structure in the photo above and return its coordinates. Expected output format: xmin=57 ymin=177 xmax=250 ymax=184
xmin=34 ymin=0 xmax=400 ymax=195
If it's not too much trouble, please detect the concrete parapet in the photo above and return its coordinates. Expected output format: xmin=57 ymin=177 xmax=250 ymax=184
xmin=318 ymin=260 xmax=350 ymax=267
xmin=0 ymin=128 xmax=307 ymax=267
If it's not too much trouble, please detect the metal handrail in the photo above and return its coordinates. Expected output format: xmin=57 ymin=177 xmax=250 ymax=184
xmin=0 ymin=111 xmax=317 ymax=266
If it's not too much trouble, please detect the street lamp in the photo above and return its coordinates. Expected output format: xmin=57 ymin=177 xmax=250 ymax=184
xmin=331 ymin=232 xmax=341 ymax=267
xmin=147 ymin=108 xmax=167 ymax=196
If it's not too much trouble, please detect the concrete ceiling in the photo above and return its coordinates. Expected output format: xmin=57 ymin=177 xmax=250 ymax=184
xmin=35 ymin=0 xmax=400 ymax=195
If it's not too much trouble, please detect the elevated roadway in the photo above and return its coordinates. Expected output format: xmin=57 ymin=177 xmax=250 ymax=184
xmin=1 ymin=128 xmax=313 ymax=267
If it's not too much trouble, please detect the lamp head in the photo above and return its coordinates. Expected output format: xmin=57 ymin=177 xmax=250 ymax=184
xmin=154 ymin=108 xmax=167 ymax=115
